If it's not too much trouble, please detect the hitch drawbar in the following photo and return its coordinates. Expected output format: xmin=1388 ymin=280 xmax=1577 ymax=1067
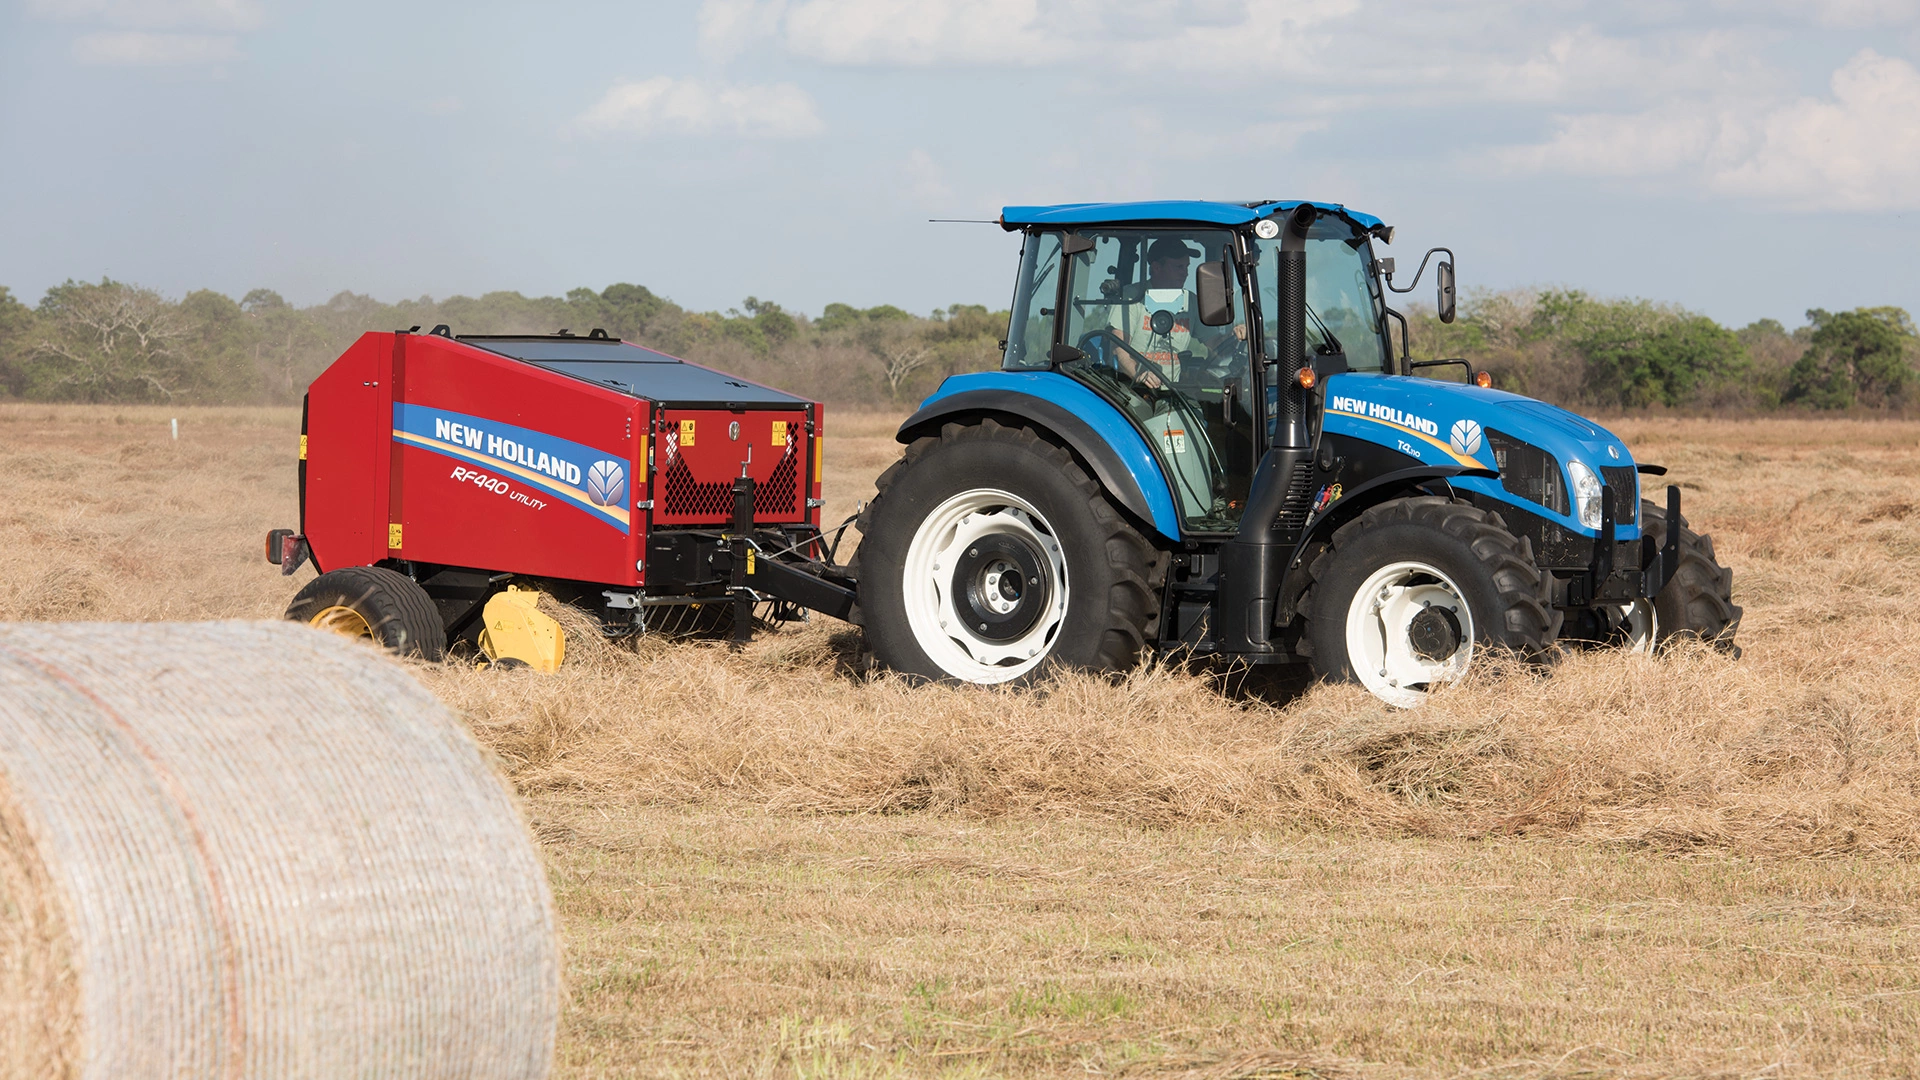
xmin=720 ymin=475 xmax=857 ymax=642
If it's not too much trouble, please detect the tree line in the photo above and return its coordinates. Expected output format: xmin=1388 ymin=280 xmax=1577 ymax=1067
xmin=0 ymin=280 xmax=1005 ymax=409
xmin=0 ymin=278 xmax=1913 ymax=412
xmin=1405 ymin=289 xmax=1917 ymax=412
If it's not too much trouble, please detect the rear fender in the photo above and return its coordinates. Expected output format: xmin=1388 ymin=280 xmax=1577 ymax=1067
xmin=898 ymin=376 xmax=1183 ymax=541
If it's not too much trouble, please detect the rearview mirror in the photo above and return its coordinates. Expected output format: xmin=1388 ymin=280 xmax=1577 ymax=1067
xmin=1437 ymin=260 xmax=1456 ymax=324
xmin=1196 ymin=260 xmax=1233 ymax=326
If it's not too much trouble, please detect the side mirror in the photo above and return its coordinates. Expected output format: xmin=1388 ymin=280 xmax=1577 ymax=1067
xmin=1437 ymin=261 xmax=1456 ymax=324
xmin=1196 ymin=260 xmax=1233 ymax=326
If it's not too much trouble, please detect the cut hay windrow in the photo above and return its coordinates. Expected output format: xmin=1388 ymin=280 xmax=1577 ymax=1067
xmin=0 ymin=622 xmax=559 ymax=1080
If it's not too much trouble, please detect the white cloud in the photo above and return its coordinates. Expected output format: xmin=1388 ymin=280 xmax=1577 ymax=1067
xmin=72 ymin=30 xmax=241 ymax=65
xmin=1715 ymin=49 xmax=1920 ymax=208
xmin=32 ymin=0 xmax=261 ymax=67
xmin=1752 ymin=0 xmax=1920 ymax=26
xmin=1498 ymin=49 xmax=1920 ymax=210
xmin=569 ymin=77 xmax=825 ymax=139
xmin=28 ymin=0 xmax=263 ymax=31
xmin=719 ymin=0 xmax=1355 ymax=69
xmin=902 ymin=149 xmax=955 ymax=203
xmin=697 ymin=0 xmax=788 ymax=60
xmin=782 ymin=0 xmax=1049 ymax=66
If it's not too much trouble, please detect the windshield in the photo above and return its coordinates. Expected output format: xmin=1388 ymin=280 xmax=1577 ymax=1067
xmin=1251 ymin=219 xmax=1389 ymax=373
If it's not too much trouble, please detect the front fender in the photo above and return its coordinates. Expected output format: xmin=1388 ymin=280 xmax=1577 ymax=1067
xmin=900 ymin=372 xmax=1183 ymax=541
xmin=1285 ymin=464 xmax=1499 ymax=573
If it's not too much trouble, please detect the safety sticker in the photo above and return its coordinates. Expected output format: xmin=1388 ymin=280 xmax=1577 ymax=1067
xmin=680 ymin=419 xmax=696 ymax=447
xmin=770 ymin=420 xmax=787 ymax=445
xmin=1162 ymin=428 xmax=1187 ymax=454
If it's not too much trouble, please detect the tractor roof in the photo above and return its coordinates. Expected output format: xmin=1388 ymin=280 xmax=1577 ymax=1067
xmin=999 ymin=200 xmax=1384 ymax=232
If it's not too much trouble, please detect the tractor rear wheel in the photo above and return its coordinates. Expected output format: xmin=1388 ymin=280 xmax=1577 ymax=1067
xmin=1642 ymin=498 xmax=1741 ymax=654
xmin=286 ymin=566 xmax=448 ymax=661
xmin=852 ymin=419 xmax=1159 ymax=685
xmin=1301 ymin=497 xmax=1557 ymax=707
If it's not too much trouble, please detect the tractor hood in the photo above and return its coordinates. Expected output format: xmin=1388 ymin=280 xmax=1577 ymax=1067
xmin=1321 ymin=372 xmax=1633 ymax=472
xmin=1320 ymin=372 xmax=1639 ymax=534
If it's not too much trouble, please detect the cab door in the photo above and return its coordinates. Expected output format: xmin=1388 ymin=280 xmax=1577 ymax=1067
xmin=1052 ymin=228 xmax=1257 ymax=534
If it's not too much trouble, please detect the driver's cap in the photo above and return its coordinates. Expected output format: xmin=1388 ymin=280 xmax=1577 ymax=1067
xmin=1146 ymin=238 xmax=1202 ymax=261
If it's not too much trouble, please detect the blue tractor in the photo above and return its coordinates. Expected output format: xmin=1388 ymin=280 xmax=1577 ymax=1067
xmin=850 ymin=201 xmax=1740 ymax=705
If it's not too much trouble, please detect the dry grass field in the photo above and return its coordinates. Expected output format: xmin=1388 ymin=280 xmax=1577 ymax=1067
xmin=4 ymin=402 xmax=1920 ymax=1077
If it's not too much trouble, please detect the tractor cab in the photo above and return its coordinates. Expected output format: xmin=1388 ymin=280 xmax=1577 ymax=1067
xmin=1001 ymin=202 xmax=1396 ymax=536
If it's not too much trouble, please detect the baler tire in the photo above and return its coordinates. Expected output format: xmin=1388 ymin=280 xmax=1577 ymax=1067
xmin=1642 ymin=498 xmax=1742 ymax=655
xmin=286 ymin=566 xmax=448 ymax=661
xmin=850 ymin=418 xmax=1158 ymax=685
xmin=1300 ymin=496 xmax=1557 ymax=707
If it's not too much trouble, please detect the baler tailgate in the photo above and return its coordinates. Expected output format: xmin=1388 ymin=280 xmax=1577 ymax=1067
xmin=655 ymin=408 xmax=811 ymax=526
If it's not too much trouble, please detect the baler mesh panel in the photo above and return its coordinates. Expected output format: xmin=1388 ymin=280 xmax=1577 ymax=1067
xmin=0 ymin=621 xmax=559 ymax=1080
xmin=660 ymin=446 xmax=799 ymax=521
xmin=759 ymin=448 xmax=798 ymax=516
xmin=662 ymin=455 xmax=736 ymax=519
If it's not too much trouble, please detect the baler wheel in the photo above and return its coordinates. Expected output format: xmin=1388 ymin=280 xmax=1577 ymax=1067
xmin=851 ymin=419 xmax=1158 ymax=685
xmin=1300 ymin=496 xmax=1558 ymax=707
xmin=285 ymin=566 xmax=448 ymax=661
xmin=1641 ymin=498 xmax=1742 ymax=655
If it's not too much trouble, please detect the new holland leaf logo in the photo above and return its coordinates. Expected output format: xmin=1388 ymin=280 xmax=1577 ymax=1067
xmin=586 ymin=460 xmax=627 ymax=507
xmin=1450 ymin=419 xmax=1484 ymax=456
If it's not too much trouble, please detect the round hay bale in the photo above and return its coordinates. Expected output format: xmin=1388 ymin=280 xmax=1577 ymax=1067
xmin=0 ymin=621 xmax=559 ymax=1080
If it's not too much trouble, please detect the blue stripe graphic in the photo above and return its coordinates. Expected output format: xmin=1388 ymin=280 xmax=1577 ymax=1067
xmin=391 ymin=403 xmax=630 ymax=532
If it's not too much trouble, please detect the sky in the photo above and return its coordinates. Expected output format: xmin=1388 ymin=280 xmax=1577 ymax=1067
xmin=3 ymin=0 xmax=1919 ymax=328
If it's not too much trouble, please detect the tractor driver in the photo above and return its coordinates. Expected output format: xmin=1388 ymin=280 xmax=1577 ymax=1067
xmin=1104 ymin=237 xmax=1246 ymax=390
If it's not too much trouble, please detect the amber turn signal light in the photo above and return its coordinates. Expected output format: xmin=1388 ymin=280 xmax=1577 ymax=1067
xmin=1474 ymin=371 xmax=1493 ymax=388
xmin=1298 ymin=367 xmax=1317 ymax=389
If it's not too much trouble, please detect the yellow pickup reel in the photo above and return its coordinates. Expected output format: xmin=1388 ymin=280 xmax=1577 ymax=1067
xmin=477 ymin=586 xmax=566 ymax=672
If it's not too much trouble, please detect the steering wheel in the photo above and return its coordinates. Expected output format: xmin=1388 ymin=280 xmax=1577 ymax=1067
xmin=1076 ymin=329 xmax=1170 ymax=394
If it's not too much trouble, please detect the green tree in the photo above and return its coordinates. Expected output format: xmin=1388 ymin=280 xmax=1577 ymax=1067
xmin=1786 ymin=307 xmax=1917 ymax=409
xmin=0 ymin=286 xmax=35 ymax=397
xmin=28 ymin=279 xmax=198 ymax=402
xmin=179 ymin=289 xmax=260 ymax=400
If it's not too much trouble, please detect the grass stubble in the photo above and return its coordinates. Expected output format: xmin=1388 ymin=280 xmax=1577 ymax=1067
xmin=3 ymin=403 xmax=1919 ymax=1077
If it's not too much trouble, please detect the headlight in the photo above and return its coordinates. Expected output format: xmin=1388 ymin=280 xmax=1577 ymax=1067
xmin=1567 ymin=460 xmax=1603 ymax=529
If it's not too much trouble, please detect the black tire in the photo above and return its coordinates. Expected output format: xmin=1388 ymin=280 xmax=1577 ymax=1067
xmin=851 ymin=418 xmax=1159 ymax=684
xmin=1642 ymin=498 xmax=1741 ymax=654
xmin=285 ymin=566 xmax=448 ymax=661
xmin=1300 ymin=497 xmax=1558 ymax=704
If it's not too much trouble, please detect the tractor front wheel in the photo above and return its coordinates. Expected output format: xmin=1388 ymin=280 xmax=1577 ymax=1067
xmin=1302 ymin=497 xmax=1558 ymax=707
xmin=852 ymin=419 xmax=1159 ymax=685
xmin=286 ymin=566 xmax=448 ymax=661
xmin=1642 ymin=498 xmax=1741 ymax=654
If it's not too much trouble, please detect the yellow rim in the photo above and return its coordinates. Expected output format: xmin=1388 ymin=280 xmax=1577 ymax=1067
xmin=309 ymin=604 xmax=373 ymax=639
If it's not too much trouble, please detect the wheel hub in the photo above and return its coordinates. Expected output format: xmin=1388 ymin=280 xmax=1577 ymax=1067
xmin=1406 ymin=604 xmax=1462 ymax=661
xmin=1345 ymin=562 xmax=1476 ymax=708
xmin=309 ymin=604 xmax=373 ymax=640
xmin=952 ymin=533 xmax=1049 ymax=640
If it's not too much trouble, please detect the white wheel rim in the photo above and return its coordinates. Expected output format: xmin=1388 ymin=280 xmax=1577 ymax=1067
xmin=901 ymin=488 xmax=1069 ymax=684
xmin=1615 ymin=599 xmax=1656 ymax=654
xmin=1345 ymin=561 xmax=1474 ymax=708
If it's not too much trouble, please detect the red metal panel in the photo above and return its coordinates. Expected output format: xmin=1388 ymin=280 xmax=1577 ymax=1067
xmin=653 ymin=408 xmax=811 ymax=526
xmin=389 ymin=335 xmax=645 ymax=586
xmin=302 ymin=334 xmax=388 ymax=571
